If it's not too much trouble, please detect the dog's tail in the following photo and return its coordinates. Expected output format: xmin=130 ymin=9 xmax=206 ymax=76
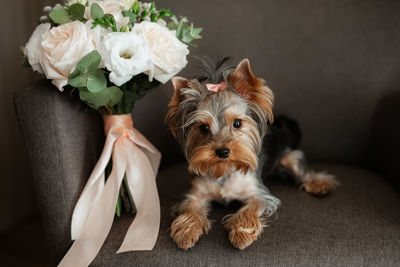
xmin=266 ymin=116 xmax=340 ymax=196
xmin=261 ymin=115 xmax=302 ymax=178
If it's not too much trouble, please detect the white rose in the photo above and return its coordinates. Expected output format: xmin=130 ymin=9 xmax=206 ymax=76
xmin=132 ymin=21 xmax=189 ymax=83
xmin=86 ymin=0 xmax=129 ymax=29
xmin=100 ymin=32 xmax=152 ymax=86
xmin=24 ymin=23 xmax=51 ymax=73
xmin=39 ymin=21 xmax=96 ymax=91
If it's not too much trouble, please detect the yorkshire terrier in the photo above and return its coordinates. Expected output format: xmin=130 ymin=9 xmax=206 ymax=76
xmin=165 ymin=58 xmax=340 ymax=250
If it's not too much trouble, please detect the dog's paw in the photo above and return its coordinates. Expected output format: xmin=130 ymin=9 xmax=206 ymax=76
xmin=170 ymin=212 xmax=211 ymax=250
xmin=301 ymin=171 xmax=340 ymax=197
xmin=224 ymin=208 xmax=263 ymax=250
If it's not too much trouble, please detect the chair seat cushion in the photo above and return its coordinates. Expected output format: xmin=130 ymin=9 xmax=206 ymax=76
xmin=92 ymin=163 xmax=400 ymax=266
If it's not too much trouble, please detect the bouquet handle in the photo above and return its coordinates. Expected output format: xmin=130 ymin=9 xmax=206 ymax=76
xmin=59 ymin=114 xmax=161 ymax=267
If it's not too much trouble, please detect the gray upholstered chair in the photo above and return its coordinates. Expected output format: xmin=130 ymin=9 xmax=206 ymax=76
xmin=14 ymin=0 xmax=400 ymax=266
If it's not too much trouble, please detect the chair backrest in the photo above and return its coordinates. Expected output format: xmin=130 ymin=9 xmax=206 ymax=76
xmin=14 ymin=81 xmax=105 ymax=262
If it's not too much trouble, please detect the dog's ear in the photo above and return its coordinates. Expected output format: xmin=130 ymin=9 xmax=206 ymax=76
xmin=228 ymin=59 xmax=274 ymax=123
xmin=166 ymin=77 xmax=202 ymax=137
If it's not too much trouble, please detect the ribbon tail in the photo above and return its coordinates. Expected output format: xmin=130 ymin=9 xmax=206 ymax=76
xmin=129 ymin=128 xmax=161 ymax=176
xmin=116 ymin=141 xmax=161 ymax=253
xmin=59 ymin=137 xmax=128 ymax=267
xmin=71 ymin=132 xmax=118 ymax=240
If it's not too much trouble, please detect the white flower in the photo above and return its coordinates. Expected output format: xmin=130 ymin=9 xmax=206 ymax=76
xmin=86 ymin=0 xmax=129 ymax=29
xmin=120 ymin=0 xmax=135 ymax=10
xmin=140 ymin=2 xmax=152 ymax=12
xmin=67 ymin=0 xmax=88 ymax=5
xmin=100 ymin=31 xmax=152 ymax=86
xmin=86 ymin=20 xmax=112 ymax=67
xmin=24 ymin=23 xmax=51 ymax=73
xmin=132 ymin=21 xmax=189 ymax=83
xmin=156 ymin=18 xmax=167 ymax=27
xmin=39 ymin=21 xmax=96 ymax=91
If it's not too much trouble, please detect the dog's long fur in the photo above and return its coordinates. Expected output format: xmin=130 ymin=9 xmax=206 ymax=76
xmin=166 ymin=58 xmax=339 ymax=250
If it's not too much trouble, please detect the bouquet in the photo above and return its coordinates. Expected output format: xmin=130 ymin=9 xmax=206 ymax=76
xmin=22 ymin=0 xmax=202 ymax=266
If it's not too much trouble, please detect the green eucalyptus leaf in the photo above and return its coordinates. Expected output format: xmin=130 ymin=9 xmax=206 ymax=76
xmin=79 ymin=89 xmax=107 ymax=109
xmin=87 ymin=69 xmax=107 ymax=93
xmin=68 ymin=3 xmax=85 ymax=21
xmin=167 ymin=21 xmax=178 ymax=30
xmin=182 ymin=33 xmax=194 ymax=43
xmin=49 ymin=8 xmax=70 ymax=24
xmin=122 ymin=10 xmax=136 ymax=24
xmin=170 ymin=15 xmax=179 ymax=24
xmin=191 ymin=27 xmax=203 ymax=38
xmin=68 ymin=70 xmax=87 ymax=87
xmin=79 ymin=86 xmax=122 ymax=109
xmin=76 ymin=50 xmax=102 ymax=72
xmin=176 ymin=21 xmax=184 ymax=39
xmin=90 ymin=3 xmax=104 ymax=19
xmin=107 ymin=86 xmax=123 ymax=107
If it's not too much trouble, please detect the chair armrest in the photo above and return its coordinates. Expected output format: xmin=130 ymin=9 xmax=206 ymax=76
xmin=13 ymin=80 xmax=104 ymax=264
xmin=371 ymin=90 xmax=400 ymax=190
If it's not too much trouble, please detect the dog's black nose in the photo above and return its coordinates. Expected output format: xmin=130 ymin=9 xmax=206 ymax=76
xmin=215 ymin=148 xmax=230 ymax=158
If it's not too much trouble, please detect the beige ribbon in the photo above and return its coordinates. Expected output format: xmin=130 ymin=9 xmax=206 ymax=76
xmin=58 ymin=114 xmax=161 ymax=267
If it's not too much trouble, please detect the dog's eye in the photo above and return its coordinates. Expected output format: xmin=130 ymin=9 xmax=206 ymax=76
xmin=233 ymin=119 xmax=242 ymax=129
xmin=200 ymin=124 xmax=210 ymax=134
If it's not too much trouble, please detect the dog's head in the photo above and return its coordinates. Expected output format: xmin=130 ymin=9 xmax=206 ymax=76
xmin=166 ymin=58 xmax=274 ymax=178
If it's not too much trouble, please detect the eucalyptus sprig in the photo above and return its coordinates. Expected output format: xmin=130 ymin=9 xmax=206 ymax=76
xmin=49 ymin=3 xmax=86 ymax=25
xmin=90 ymin=3 xmax=118 ymax=32
xmin=168 ymin=16 xmax=203 ymax=47
xmin=120 ymin=1 xmax=202 ymax=45
xmin=122 ymin=1 xmax=174 ymax=25
xmin=68 ymin=51 xmax=123 ymax=111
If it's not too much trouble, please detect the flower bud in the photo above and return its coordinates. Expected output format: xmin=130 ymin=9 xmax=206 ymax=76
xmin=43 ymin=6 xmax=52 ymax=13
xmin=39 ymin=15 xmax=49 ymax=23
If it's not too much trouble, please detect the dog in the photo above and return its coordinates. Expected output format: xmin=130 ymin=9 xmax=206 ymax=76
xmin=165 ymin=58 xmax=340 ymax=250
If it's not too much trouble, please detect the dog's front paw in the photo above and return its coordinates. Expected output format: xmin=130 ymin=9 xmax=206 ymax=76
xmin=224 ymin=208 xmax=263 ymax=250
xmin=170 ymin=212 xmax=211 ymax=250
xmin=301 ymin=171 xmax=340 ymax=197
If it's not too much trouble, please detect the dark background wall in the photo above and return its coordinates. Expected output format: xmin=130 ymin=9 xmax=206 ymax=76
xmin=0 ymin=0 xmax=59 ymax=233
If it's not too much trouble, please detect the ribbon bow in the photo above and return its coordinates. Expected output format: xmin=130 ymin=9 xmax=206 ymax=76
xmin=206 ymin=82 xmax=227 ymax=93
xmin=59 ymin=114 xmax=161 ymax=267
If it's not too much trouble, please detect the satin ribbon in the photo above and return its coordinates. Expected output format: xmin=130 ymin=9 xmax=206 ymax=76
xmin=59 ymin=114 xmax=161 ymax=267
xmin=206 ymin=82 xmax=227 ymax=93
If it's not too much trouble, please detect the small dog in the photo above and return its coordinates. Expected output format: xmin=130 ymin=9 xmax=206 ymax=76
xmin=166 ymin=58 xmax=339 ymax=250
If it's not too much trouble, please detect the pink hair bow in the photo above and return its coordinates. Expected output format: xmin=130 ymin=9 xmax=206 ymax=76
xmin=206 ymin=82 xmax=227 ymax=93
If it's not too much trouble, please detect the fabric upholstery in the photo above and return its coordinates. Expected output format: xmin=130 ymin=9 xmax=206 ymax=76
xmin=90 ymin=163 xmax=400 ymax=266
xmin=14 ymin=81 xmax=105 ymax=262
xmin=371 ymin=90 xmax=400 ymax=190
